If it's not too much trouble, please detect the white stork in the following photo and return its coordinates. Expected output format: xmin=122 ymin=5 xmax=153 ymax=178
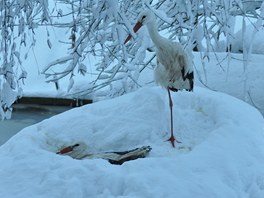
xmin=124 ymin=10 xmax=194 ymax=147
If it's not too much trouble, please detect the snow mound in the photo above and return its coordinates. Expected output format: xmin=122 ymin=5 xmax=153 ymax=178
xmin=1 ymin=87 xmax=264 ymax=198
xmin=232 ymin=25 xmax=264 ymax=54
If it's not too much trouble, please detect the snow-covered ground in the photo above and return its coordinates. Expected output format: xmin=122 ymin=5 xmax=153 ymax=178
xmin=194 ymin=52 xmax=264 ymax=115
xmin=0 ymin=86 xmax=264 ymax=197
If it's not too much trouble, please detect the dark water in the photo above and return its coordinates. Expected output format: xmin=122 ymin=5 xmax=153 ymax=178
xmin=0 ymin=104 xmax=70 ymax=146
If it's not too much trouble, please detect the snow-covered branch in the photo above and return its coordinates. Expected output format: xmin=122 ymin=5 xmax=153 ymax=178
xmin=1 ymin=0 xmax=264 ymax=119
xmin=40 ymin=0 xmax=264 ymax=100
xmin=0 ymin=0 xmax=51 ymax=119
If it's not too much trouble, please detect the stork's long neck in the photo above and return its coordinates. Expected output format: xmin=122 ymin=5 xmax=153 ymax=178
xmin=146 ymin=20 xmax=164 ymax=47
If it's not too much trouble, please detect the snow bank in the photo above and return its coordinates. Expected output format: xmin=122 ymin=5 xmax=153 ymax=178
xmin=232 ymin=25 xmax=264 ymax=54
xmin=1 ymin=87 xmax=264 ymax=197
xmin=194 ymin=52 xmax=264 ymax=116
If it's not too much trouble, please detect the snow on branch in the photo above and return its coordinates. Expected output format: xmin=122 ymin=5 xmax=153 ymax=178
xmin=41 ymin=0 xmax=264 ymax=99
xmin=1 ymin=0 xmax=264 ymax=119
xmin=0 ymin=0 xmax=51 ymax=120
xmin=230 ymin=0 xmax=264 ymax=18
xmin=41 ymin=0 xmax=145 ymax=98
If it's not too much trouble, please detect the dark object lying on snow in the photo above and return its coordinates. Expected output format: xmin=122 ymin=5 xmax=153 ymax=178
xmin=56 ymin=143 xmax=151 ymax=165
xmin=104 ymin=146 xmax=152 ymax=165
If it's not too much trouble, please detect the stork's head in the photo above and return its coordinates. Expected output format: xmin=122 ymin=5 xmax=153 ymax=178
xmin=124 ymin=10 xmax=155 ymax=44
xmin=138 ymin=10 xmax=155 ymax=26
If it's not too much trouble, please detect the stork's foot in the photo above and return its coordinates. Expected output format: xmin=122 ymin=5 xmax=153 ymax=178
xmin=166 ymin=135 xmax=181 ymax=148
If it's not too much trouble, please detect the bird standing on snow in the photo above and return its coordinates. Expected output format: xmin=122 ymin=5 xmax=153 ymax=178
xmin=124 ymin=10 xmax=194 ymax=147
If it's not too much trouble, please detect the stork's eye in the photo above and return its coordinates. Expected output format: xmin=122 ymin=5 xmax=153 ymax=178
xmin=142 ymin=15 xmax=146 ymax=20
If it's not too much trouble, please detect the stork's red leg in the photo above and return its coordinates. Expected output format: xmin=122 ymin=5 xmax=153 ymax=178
xmin=167 ymin=89 xmax=181 ymax=147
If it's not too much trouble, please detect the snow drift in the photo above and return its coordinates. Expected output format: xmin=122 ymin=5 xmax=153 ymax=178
xmin=0 ymin=87 xmax=264 ymax=198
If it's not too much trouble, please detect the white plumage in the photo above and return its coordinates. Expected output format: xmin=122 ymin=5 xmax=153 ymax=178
xmin=125 ymin=10 xmax=194 ymax=147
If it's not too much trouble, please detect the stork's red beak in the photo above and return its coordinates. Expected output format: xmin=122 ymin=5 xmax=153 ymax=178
xmin=124 ymin=21 xmax=143 ymax=44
